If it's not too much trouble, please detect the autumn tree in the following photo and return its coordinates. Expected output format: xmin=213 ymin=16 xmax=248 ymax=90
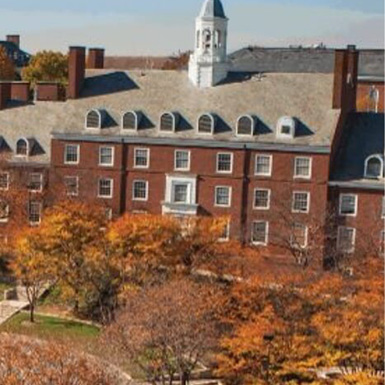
xmin=0 ymin=46 xmax=15 ymax=80
xmin=162 ymin=51 xmax=191 ymax=70
xmin=105 ymin=279 xmax=221 ymax=385
xmin=22 ymin=50 xmax=68 ymax=86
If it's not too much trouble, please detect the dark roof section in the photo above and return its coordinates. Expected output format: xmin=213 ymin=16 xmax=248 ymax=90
xmin=200 ymin=0 xmax=226 ymax=19
xmin=331 ymin=113 xmax=384 ymax=184
xmin=0 ymin=41 xmax=30 ymax=67
xmin=229 ymin=47 xmax=384 ymax=78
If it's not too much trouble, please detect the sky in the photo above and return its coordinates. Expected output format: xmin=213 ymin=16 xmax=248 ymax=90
xmin=0 ymin=0 xmax=383 ymax=55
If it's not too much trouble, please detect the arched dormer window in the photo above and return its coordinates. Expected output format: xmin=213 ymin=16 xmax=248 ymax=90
xmin=276 ymin=116 xmax=296 ymax=139
xmin=198 ymin=114 xmax=215 ymax=134
xmin=85 ymin=109 xmax=103 ymax=129
xmin=365 ymin=155 xmax=384 ymax=179
xmin=122 ymin=111 xmax=140 ymax=130
xmin=16 ymin=138 xmax=28 ymax=156
xmin=237 ymin=115 xmax=255 ymax=136
xmin=160 ymin=112 xmax=178 ymax=132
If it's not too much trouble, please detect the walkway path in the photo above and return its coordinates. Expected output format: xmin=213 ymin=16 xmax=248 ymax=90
xmin=0 ymin=298 xmax=29 ymax=325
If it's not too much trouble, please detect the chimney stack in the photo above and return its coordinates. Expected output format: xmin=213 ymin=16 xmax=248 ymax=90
xmin=68 ymin=46 xmax=86 ymax=99
xmin=87 ymin=48 xmax=105 ymax=69
xmin=0 ymin=82 xmax=11 ymax=110
xmin=332 ymin=45 xmax=359 ymax=112
xmin=6 ymin=35 xmax=20 ymax=48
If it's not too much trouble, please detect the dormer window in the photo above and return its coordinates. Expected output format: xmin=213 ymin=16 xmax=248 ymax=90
xmin=85 ymin=109 xmax=104 ymax=129
xmin=198 ymin=114 xmax=215 ymax=134
xmin=365 ymin=155 xmax=384 ymax=179
xmin=160 ymin=112 xmax=178 ymax=132
xmin=277 ymin=116 xmax=296 ymax=139
xmin=237 ymin=115 xmax=255 ymax=136
xmin=122 ymin=111 xmax=141 ymax=130
xmin=16 ymin=138 xmax=28 ymax=156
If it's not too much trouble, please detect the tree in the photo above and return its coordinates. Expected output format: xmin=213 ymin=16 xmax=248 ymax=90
xmin=22 ymin=50 xmax=68 ymax=86
xmin=162 ymin=51 xmax=191 ymax=70
xmin=105 ymin=279 xmax=221 ymax=385
xmin=0 ymin=46 xmax=15 ymax=80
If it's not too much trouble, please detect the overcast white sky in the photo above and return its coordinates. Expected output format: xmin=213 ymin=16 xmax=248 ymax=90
xmin=0 ymin=0 xmax=383 ymax=55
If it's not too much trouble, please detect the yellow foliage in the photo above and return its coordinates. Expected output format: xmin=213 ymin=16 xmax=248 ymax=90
xmin=0 ymin=46 xmax=15 ymax=80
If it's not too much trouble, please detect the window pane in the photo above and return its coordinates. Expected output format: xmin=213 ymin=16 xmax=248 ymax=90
xmin=216 ymin=187 xmax=230 ymax=206
xmin=252 ymin=221 xmax=268 ymax=244
xmin=86 ymin=111 xmax=100 ymax=128
xmin=99 ymin=179 xmax=112 ymax=197
xmin=291 ymin=223 xmax=307 ymax=248
xmin=295 ymin=158 xmax=311 ymax=177
xmin=16 ymin=139 xmax=28 ymax=156
xmin=293 ymin=192 xmax=309 ymax=212
xmin=64 ymin=176 xmax=78 ymax=196
xmin=0 ymin=173 xmax=9 ymax=190
xmin=198 ymin=115 xmax=213 ymax=133
xmin=338 ymin=227 xmax=355 ymax=253
xmin=100 ymin=147 xmax=113 ymax=165
xmin=366 ymin=158 xmax=382 ymax=178
xmin=135 ymin=149 xmax=149 ymax=167
xmin=255 ymin=155 xmax=271 ymax=175
xmin=65 ymin=145 xmax=79 ymax=163
xmin=254 ymin=189 xmax=269 ymax=209
xmin=133 ymin=181 xmax=147 ymax=200
xmin=160 ymin=114 xmax=174 ymax=131
xmin=217 ymin=153 xmax=232 ymax=172
xmin=29 ymin=201 xmax=41 ymax=224
xmin=123 ymin=112 xmax=137 ymax=129
xmin=175 ymin=151 xmax=189 ymax=170
xmin=340 ymin=195 xmax=356 ymax=215
xmin=173 ymin=184 xmax=188 ymax=203
xmin=238 ymin=116 xmax=253 ymax=135
xmin=29 ymin=173 xmax=42 ymax=191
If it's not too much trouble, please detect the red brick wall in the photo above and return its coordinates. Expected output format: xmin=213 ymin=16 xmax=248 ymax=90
xmin=36 ymin=83 xmax=60 ymax=102
xmin=357 ymin=81 xmax=385 ymax=113
xmin=11 ymin=82 xmax=30 ymax=102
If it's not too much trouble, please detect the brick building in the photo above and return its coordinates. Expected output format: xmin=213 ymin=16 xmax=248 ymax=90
xmin=0 ymin=35 xmax=31 ymax=68
xmin=0 ymin=0 xmax=383 ymax=258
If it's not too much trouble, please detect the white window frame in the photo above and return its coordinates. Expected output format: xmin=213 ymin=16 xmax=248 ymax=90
xmin=290 ymin=223 xmax=309 ymax=249
xmin=85 ymin=109 xmax=102 ymax=130
xmin=236 ymin=115 xmax=254 ymax=137
xmin=132 ymin=180 xmax=149 ymax=201
xmin=252 ymin=221 xmax=269 ymax=246
xmin=219 ymin=220 xmax=230 ymax=242
xmin=214 ymin=186 xmax=232 ymax=208
xmin=0 ymin=172 xmax=10 ymax=191
xmin=64 ymin=144 xmax=80 ymax=165
xmin=197 ymin=113 xmax=215 ymax=135
xmin=339 ymin=194 xmax=358 ymax=217
xmin=15 ymin=138 xmax=29 ymax=157
xmin=64 ymin=176 xmax=79 ymax=197
xmin=337 ymin=226 xmax=356 ymax=254
xmin=160 ymin=112 xmax=177 ymax=132
xmin=28 ymin=201 xmax=42 ymax=226
xmin=121 ymin=111 xmax=139 ymax=130
xmin=294 ymin=157 xmax=312 ymax=179
xmin=276 ymin=116 xmax=296 ymax=139
xmin=99 ymin=146 xmax=115 ymax=167
xmin=253 ymin=188 xmax=271 ymax=210
xmin=134 ymin=148 xmax=150 ymax=169
xmin=0 ymin=201 xmax=9 ymax=223
xmin=98 ymin=178 xmax=114 ymax=199
xmin=292 ymin=191 xmax=310 ymax=214
xmin=216 ymin=152 xmax=233 ymax=174
xmin=174 ymin=150 xmax=191 ymax=171
xmin=364 ymin=155 xmax=384 ymax=179
xmin=255 ymin=154 xmax=273 ymax=177
xmin=28 ymin=173 xmax=43 ymax=193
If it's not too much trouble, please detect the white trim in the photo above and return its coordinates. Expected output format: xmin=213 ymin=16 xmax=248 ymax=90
xmin=337 ymin=226 xmax=356 ymax=254
xmin=64 ymin=144 xmax=80 ymax=165
xmin=133 ymin=147 xmax=150 ymax=169
xmin=339 ymin=194 xmax=358 ymax=217
xmin=252 ymin=220 xmax=269 ymax=246
xmin=290 ymin=223 xmax=309 ymax=248
xmin=174 ymin=150 xmax=191 ymax=171
xmin=0 ymin=172 xmax=10 ymax=191
xmin=160 ymin=112 xmax=177 ymax=132
xmin=28 ymin=173 xmax=43 ymax=193
xmin=132 ymin=180 xmax=149 ymax=201
xmin=28 ymin=201 xmax=42 ymax=226
xmin=253 ymin=188 xmax=271 ymax=210
xmin=255 ymin=154 xmax=273 ymax=177
xmin=364 ymin=154 xmax=384 ymax=179
xmin=85 ymin=109 xmax=102 ymax=130
xmin=236 ymin=115 xmax=254 ymax=137
xmin=218 ymin=220 xmax=230 ymax=242
xmin=216 ymin=152 xmax=233 ymax=174
xmin=214 ymin=186 xmax=232 ymax=207
xmin=15 ymin=137 xmax=29 ymax=157
xmin=292 ymin=191 xmax=310 ymax=214
xmin=294 ymin=156 xmax=312 ymax=179
xmin=121 ymin=111 xmax=139 ymax=130
xmin=276 ymin=116 xmax=296 ymax=139
xmin=99 ymin=146 xmax=115 ymax=167
xmin=197 ymin=113 xmax=215 ymax=135
xmin=0 ymin=202 xmax=9 ymax=223
xmin=64 ymin=176 xmax=79 ymax=197
xmin=97 ymin=178 xmax=114 ymax=199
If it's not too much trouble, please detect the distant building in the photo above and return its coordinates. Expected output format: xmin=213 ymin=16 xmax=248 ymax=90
xmin=0 ymin=35 xmax=31 ymax=68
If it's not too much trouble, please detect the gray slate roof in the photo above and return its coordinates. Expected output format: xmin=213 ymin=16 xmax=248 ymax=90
xmin=0 ymin=41 xmax=30 ymax=68
xmin=199 ymin=0 xmax=226 ymax=19
xmin=0 ymin=69 xmax=340 ymax=164
xmin=331 ymin=113 xmax=384 ymax=188
xmin=230 ymin=47 xmax=384 ymax=78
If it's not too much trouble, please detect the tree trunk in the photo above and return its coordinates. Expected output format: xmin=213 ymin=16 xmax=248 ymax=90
xmin=180 ymin=371 xmax=188 ymax=385
xmin=30 ymin=303 xmax=34 ymax=323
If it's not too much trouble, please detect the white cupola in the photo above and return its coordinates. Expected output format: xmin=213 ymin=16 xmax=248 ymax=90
xmin=188 ymin=0 xmax=229 ymax=88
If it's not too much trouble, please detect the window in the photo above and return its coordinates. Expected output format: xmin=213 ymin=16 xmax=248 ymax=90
xmin=219 ymin=221 xmax=230 ymax=242
xmin=382 ymin=197 xmax=385 ymax=218
xmin=217 ymin=153 xmax=233 ymax=173
xmin=133 ymin=180 xmax=148 ymax=201
xmin=215 ymin=186 xmax=231 ymax=207
xmin=337 ymin=226 xmax=356 ymax=253
xmin=0 ymin=201 xmax=9 ymax=223
xmin=134 ymin=148 xmax=150 ymax=168
xmin=255 ymin=155 xmax=272 ymax=176
xmin=0 ymin=173 xmax=9 ymax=191
xmin=198 ymin=114 xmax=215 ymax=134
xmin=175 ymin=150 xmax=190 ymax=171
xmin=98 ymin=178 xmax=113 ymax=198
xmin=64 ymin=144 xmax=80 ymax=164
xmin=252 ymin=221 xmax=268 ymax=245
xmin=277 ymin=116 xmax=296 ymax=139
xmin=28 ymin=201 xmax=41 ymax=225
xmin=365 ymin=155 xmax=383 ymax=179
xmin=16 ymin=139 xmax=28 ymax=156
xmin=160 ymin=113 xmax=176 ymax=132
xmin=290 ymin=223 xmax=308 ymax=248
xmin=368 ymin=86 xmax=380 ymax=113
xmin=339 ymin=194 xmax=357 ymax=216
xmin=380 ymin=230 xmax=385 ymax=255
xmin=292 ymin=192 xmax=310 ymax=213
xmin=294 ymin=157 xmax=312 ymax=179
xmin=64 ymin=176 xmax=79 ymax=196
xmin=254 ymin=189 xmax=270 ymax=210
xmin=122 ymin=111 xmax=138 ymax=130
xmin=237 ymin=116 xmax=254 ymax=136
xmin=105 ymin=208 xmax=113 ymax=221
xmin=28 ymin=173 xmax=43 ymax=192
xmin=86 ymin=109 xmax=101 ymax=129
xmin=173 ymin=184 xmax=188 ymax=203
xmin=99 ymin=146 xmax=114 ymax=166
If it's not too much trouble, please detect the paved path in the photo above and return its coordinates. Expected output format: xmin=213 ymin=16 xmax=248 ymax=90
xmin=0 ymin=299 xmax=29 ymax=325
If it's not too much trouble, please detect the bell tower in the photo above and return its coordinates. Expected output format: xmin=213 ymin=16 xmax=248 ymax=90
xmin=188 ymin=0 xmax=229 ymax=88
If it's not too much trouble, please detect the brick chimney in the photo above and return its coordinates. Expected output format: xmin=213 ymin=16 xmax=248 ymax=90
xmin=87 ymin=48 xmax=105 ymax=69
xmin=6 ymin=35 xmax=20 ymax=48
xmin=332 ymin=45 xmax=359 ymax=112
xmin=68 ymin=46 xmax=86 ymax=99
xmin=0 ymin=82 xmax=11 ymax=110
